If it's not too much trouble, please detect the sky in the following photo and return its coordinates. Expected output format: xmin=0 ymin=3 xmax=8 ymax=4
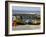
xmin=12 ymin=6 xmax=40 ymax=15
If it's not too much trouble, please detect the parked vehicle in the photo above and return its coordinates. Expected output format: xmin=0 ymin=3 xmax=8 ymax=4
xmin=24 ymin=19 xmax=32 ymax=24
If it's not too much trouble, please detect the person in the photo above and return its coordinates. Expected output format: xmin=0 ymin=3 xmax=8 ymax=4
xmin=12 ymin=16 xmax=16 ymax=28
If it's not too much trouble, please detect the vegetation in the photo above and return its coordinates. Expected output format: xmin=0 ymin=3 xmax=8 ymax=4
xmin=12 ymin=14 xmax=40 ymax=26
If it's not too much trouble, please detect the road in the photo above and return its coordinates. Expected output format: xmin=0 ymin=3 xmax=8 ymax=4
xmin=12 ymin=25 xmax=40 ymax=30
